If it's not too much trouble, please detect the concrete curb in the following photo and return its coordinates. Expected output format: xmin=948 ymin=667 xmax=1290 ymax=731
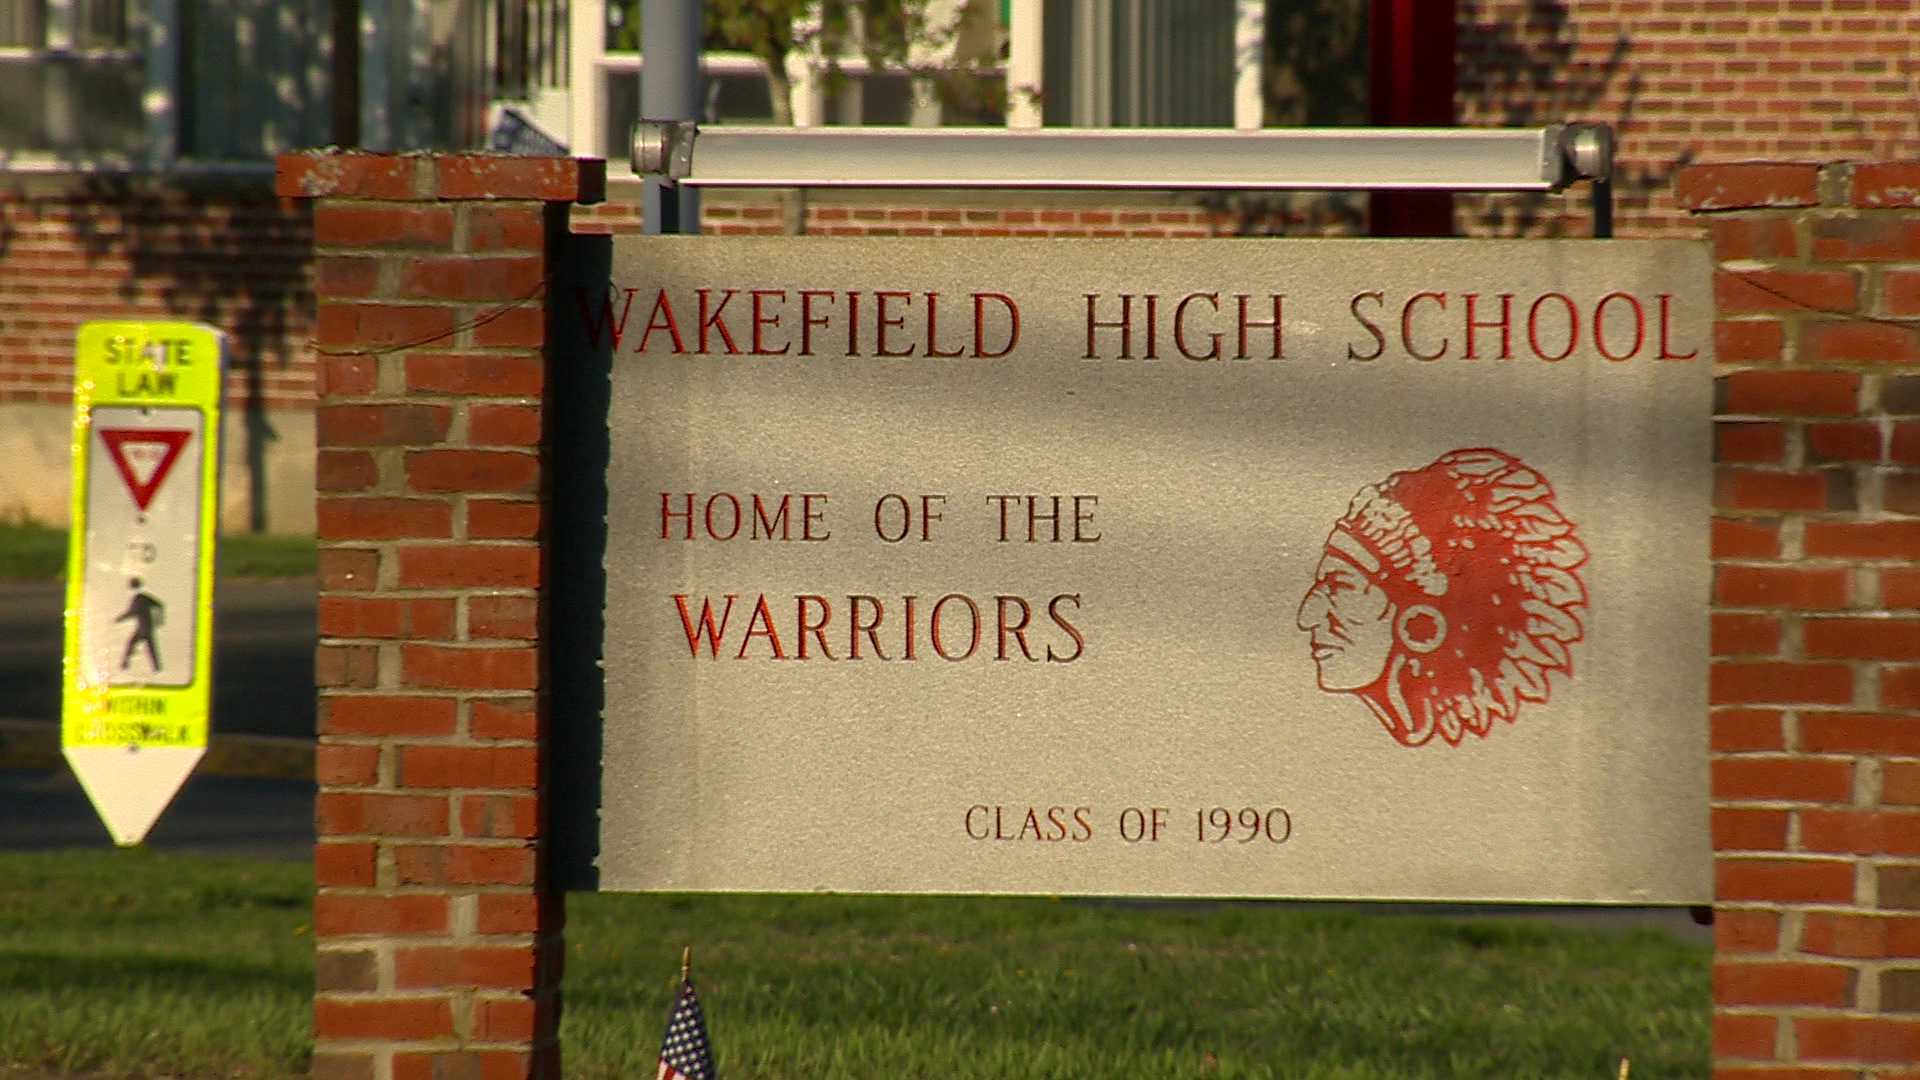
xmin=0 ymin=719 xmax=313 ymax=781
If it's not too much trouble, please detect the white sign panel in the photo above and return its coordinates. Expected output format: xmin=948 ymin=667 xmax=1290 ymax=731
xmin=63 ymin=321 xmax=222 ymax=846
xmin=592 ymin=238 xmax=1713 ymax=903
xmin=81 ymin=407 xmax=203 ymax=689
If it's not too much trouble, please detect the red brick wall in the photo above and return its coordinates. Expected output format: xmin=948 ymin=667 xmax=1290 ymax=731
xmin=0 ymin=172 xmax=315 ymax=408
xmin=282 ymin=151 xmax=604 ymax=1080
xmin=1692 ymin=160 xmax=1920 ymax=1077
xmin=9 ymin=5 xmax=1917 ymax=430
xmin=1460 ymin=1 xmax=1920 ymax=238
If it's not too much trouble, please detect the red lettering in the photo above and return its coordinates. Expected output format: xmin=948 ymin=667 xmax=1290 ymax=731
xmin=1347 ymin=292 xmax=1386 ymax=361
xmin=849 ymin=594 xmax=887 ymax=660
xmin=801 ymin=493 xmax=830 ymax=541
xmin=751 ymin=496 xmax=788 ymax=539
xmin=1401 ymin=292 xmax=1448 ymax=361
xmin=931 ymin=593 xmax=981 ymax=661
xmin=1047 ymin=594 xmax=1085 ymax=663
xmin=749 ymin=289 xmax=789 ymax=355
xmin=973 ymin=293 xmax=1019 ymax=358
xmin=875 ymin=290 xmax=912 ymax=357
xmin=1594 ymin=291 xmax=1646 ymax=361
xmin=577 ymin=286 xmax=636 ymax=349
xmin=1658 ymin=294 xmax=1698 ymax=360
xmin=704 ymin=493 xmax=741 ymax=540
xmin=796 ymin=595 xmax=834 ymax=659
xmin=1526 ymin=293 xmax=1579 ymax=362
xmin=636 ymin=288 xmax=685 ymax=353
xmin=1175 ymin=293 xmax=1221 ymax=361
xmin=1021 ymin=803 xmax=1052 ymax=837
xmin=1463 ymin=292 xmax=1513 ymax=360
xmin=1084 ymin=293 xmax=1134 ymax=359
xmin=996 ymin=595 xmax=1036 ymax=661
xmin=660 ymin=492 xmax=693 ymax=540
xmin=672 ymin=594 xmax=735 ymax=658
xmin=696 ymin=288 xmax=740 ymax=354
xmin=903 ymin=594 xmax=920 ymax=660
xmin=1234 ymin=294 xmax=1284 ymax=360
xmin=965 ymin=805 xmax=990 ymax=839
xmin=737 ymin=595 xmax=788 ymax=659
xmin=798 ymin=289 xmax=833 ymax=356
xmin=924 ymin=291 xmax=964 ymax=358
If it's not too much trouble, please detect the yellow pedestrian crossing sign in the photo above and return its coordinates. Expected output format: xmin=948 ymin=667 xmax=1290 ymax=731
xmin=63 ymin=321 xmax=223 ymax=846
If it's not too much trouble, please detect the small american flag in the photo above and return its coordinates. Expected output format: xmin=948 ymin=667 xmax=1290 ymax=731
xmin=656 ymin=976 xmax=715 ymax=1080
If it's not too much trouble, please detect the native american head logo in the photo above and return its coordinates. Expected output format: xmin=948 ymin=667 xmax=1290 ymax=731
xmin=1295 ymin=449 xmax=1588 ymax=747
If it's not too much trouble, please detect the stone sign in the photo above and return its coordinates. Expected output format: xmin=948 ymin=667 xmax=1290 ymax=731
xmin=590 ymin=237 xmax=1712 ymax=902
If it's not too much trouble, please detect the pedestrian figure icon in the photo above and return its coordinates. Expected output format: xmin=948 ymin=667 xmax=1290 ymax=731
xmin=117 ymin=577 xmax=165 ymax=673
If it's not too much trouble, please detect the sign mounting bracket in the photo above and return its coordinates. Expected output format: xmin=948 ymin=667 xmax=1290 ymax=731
xmin=631 ymin=123 xmax=1617 ymax=237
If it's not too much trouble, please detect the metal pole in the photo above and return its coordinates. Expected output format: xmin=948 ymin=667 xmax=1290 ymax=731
xmin=641 ymin=0 xmax=701 ymax=235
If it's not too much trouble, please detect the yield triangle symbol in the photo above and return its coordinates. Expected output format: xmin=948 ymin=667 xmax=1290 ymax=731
xmin=99 ymin=428 xmax=191 ymax=512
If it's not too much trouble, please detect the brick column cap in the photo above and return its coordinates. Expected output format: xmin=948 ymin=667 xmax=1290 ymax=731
xmin=276 ymin=151 xmax=607 ymax=205
xmin=1675 ymin=162 xmax=1823 ymax=212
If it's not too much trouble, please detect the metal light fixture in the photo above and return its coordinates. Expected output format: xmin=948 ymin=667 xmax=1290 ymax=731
xmin=633 ymin=123 xmax=1613 ymax=193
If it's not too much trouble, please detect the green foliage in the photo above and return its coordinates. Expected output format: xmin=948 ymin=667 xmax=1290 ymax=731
xmin=0 ymin=522 xmax=316 ymax=581
xmin=217 ymin=533 xmax=319 ymax=581
xmin=607 ymin=0 xmax=993 ymax=125
xmin=0 ymin=851 xmax=1710 ymax=1079
xmin=0 ymin=517 xmax=67 ymax=581
xmin=609 ymin=0 xmax=941 ymax=63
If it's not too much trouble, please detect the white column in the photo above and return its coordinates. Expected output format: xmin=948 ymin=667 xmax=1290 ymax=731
xmin=906 ymin=0 xmax=962 ymax=128
xmin=786 ymin=49 xmax=825 ymax=126
xmin=569 ymin=0 xmax=606 ymax=155
xmin=1006 ymin=0 xmax=1042 ymax=128
xmin=142 ymin=0 xmax=188 ymax=161
xmin=42 ymin=0 xmax=77 ymax=149
xmin=1069 ymin=0 xmax=1109 ymax=127
xmin=43 ymin=0 xmax=76 ymax=44
xmin=1233 ymin=0 xmax=1263 ymax=130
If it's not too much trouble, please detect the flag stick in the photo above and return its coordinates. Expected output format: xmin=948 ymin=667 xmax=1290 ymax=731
xmin=681 ymin=945 xmax=692 ymax=982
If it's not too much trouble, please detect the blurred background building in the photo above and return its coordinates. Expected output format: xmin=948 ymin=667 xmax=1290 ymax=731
xmin=0 ymin=1 xmax=1915 ymax=531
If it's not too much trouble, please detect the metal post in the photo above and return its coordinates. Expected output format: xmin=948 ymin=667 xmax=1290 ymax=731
xmin=1564 ymin=123 xmax=1615 ymax=239
xmin=332 ymin=0 xmax=362 ymax=147
xmin=1368 ymin=0 xmax=1456 ymax=236
xmin=641 ymin=0 xmax=701 ymax=235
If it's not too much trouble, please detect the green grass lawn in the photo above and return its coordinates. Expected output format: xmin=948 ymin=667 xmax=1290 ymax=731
xmin=0 ymin=522 xmax=315 ymax=581
xmin=0 ymin=850 xmax=1710 ymax=1079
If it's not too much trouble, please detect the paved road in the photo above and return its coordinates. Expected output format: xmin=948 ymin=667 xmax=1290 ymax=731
xmin=0 ymin=580 xmax=315 ymax=739
xmin=1 ymin=766 xmax=312 ymax=861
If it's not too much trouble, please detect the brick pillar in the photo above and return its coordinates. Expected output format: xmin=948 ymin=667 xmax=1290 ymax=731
xmin=1684 ymin=161 xmax=1920 ymax=1077
xmin=276 ymin=152 xmax=605 ymax=1080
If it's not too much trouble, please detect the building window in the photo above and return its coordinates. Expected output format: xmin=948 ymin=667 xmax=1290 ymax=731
xmin=0 ymin=0 xmax=146 ymax=158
